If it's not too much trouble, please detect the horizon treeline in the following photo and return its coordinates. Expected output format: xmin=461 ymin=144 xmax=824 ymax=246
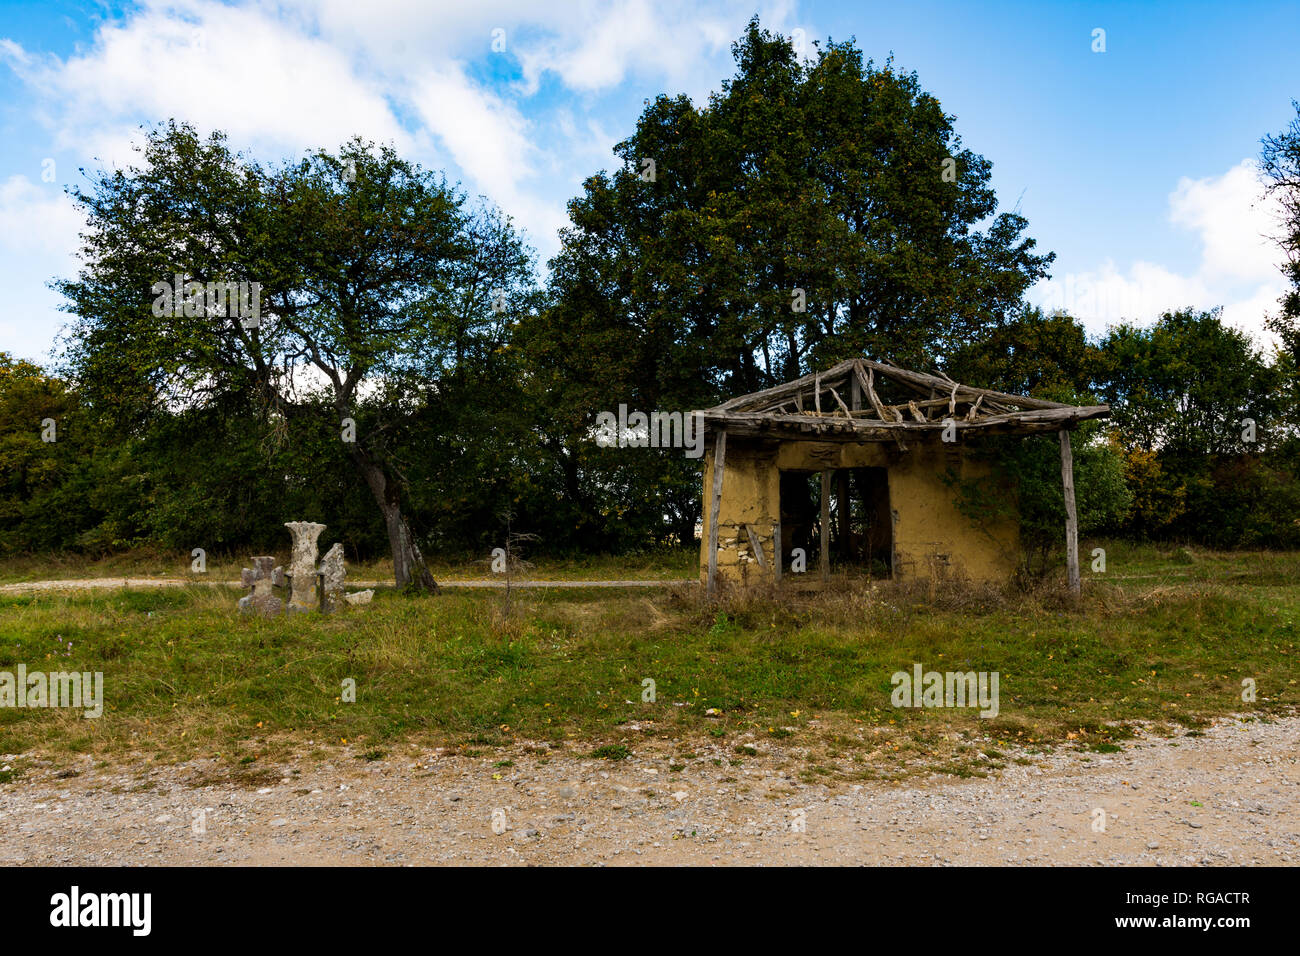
xmin=3 ymin=20 xmax=1299 ymax=572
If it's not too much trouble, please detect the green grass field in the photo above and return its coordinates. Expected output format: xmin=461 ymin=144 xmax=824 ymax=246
xmin=1 ymin=540 xmax=1296 ymax=784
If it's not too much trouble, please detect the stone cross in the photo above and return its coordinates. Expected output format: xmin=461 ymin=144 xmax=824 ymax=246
xmin=284 ymin=521 xmax=327 ymax=613
xmin=319 ymin=542 xmax=347 ymax=612
xmin=238 ymin=556 xmax=286 ymax=615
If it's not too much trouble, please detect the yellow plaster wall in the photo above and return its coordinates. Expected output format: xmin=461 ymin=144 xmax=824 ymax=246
xmin=698 ymin=440 xmax=781 ymax=584
xmin=699 ymin=437 xmax=1019 ymax=585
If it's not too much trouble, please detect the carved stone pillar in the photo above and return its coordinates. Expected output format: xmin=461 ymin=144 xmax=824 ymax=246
xmin=284 ymin=521 xmax=326 ymax=613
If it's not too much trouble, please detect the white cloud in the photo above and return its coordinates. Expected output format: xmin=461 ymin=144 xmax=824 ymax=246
xmin=514 ymin=0 xmax=800 ymax=98
xmin=1169 ymin=159 xmax=1282 ymax=283
xmin=0 ymin=0 xmax=813 ymax=358
xmin=0 ymin=175 xmax=82 ymax=256
xmin=409 ymin=64 xmax=535 ymax=202
xmin=289 ymin=0 xmax=551 ymax=67
xmin=0 ymin=176 xmax=84 ymax=363
xmin=1220 ymin=279 xmax=1289 ymax=339
xmin=2 ymin=0 xmax=410 ymax=160
xmin=1032 ymin=159 xmax=1290 ymax=350
xmin=406 ymin=62 xmax=577 ymax=249
xmin=0 ymin=0 xmax=787 ymax=247
xmin=519 ymin=0 xmax=699 ymax=93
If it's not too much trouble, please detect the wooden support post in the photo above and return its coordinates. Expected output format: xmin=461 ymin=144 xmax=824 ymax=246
xmin=773 ymin=517 xmax=782 ymax=584
xmin=1059 ymin=429 xmax=1080 ymax=596
xmin=837 ymin=470 xmax=850 ymax=560
xmin=820 ymin=469 xmax=831 ymax=582
xmin=706 ymin=431 xmax=727 ymax=598
xmin=745 ymin=524 xmax=766 ymax=568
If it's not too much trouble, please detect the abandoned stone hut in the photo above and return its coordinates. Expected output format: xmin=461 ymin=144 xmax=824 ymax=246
xmin=697 ymin=358 xmax=1110 ymax=593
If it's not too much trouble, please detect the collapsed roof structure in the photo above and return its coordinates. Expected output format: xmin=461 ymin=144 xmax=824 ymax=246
xmin=700 ymin=357 xmax=1111 ymax=443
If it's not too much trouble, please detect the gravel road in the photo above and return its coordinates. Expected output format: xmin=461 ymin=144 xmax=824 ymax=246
xmin=1 ymin=713 xmax=1295 ymax=866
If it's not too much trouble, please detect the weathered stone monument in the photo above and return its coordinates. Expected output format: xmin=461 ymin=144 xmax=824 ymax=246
xmin=319 ymin=542 xmax=347 ymax=612
xmin=284 ymin=521 xmax=326 ymax=613
xmin=236 ymin=523 xmax=373 ymax=616
xmin=238 ymin=556 xmax=286 ymax=616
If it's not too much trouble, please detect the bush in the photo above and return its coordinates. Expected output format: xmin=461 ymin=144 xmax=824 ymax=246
xmin=948 ymin=421 xmax=1132 ymax=577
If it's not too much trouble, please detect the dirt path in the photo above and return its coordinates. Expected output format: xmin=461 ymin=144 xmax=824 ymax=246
xmin=1 ymin=714 xmax=1295 ymax=866
xmin=0 ymin=578 xmax=690 ymax=593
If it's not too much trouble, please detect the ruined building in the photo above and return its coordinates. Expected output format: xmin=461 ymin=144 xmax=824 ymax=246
xmin=698 ymin=358 xmax=1110 ymax=592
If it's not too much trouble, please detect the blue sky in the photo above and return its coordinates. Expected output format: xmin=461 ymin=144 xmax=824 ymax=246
xmin=2 ymin=0 xmax=1298 ymax=364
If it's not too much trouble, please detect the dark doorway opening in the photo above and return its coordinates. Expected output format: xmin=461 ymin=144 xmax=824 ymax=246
xmin=778 ymin=467 xmax=892 ymax=577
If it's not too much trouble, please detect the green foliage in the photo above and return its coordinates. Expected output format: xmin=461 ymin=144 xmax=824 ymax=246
xmin=54 ymin=122 xmax=538 ymax=585
xmin=0 ymin=353 xmax=109 ymax=552
xmin=516 ymin=18 xmax=1052 ymax=550
xmin=1100 ymin=308 xmax=1280 ymax=462
xmin=946 ymin=306 xmax=1102 ymax=398
xmin=1261 ymin=100 xmax=1300 ymax=354
xmin=588 ymin=744 xmax=631 ymax=761
xmin=1098 ymin=309 xmax=1298 ymax=547
xmin=6 ymin=22 xmax=1297 ymax=567
xmin=948 ymin=414 xmax=1132 ymax=576
xmin=1118 ymin=446 xmax=1187 ymax=537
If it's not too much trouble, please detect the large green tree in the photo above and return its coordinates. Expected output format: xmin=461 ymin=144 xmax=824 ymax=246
xmin=1098 ymin=308 xmax=1296 ymax=545
xmin=1261 ymin=103 xmax=1300 ymax=466
xmin=946 ymin=307 xmax=1103 ymax=400
xmin=0 ymin=353 xmax=86 ymax=551
xmin=1099 ymin=309 xmax=1280 ymax=463
xmin=57 ymin=123 xmax=536 ymax=588
xmin=531 ymin=20 xmax=1053 ymax=391
xmin=520 ymin=18 xmax=1053 ymax=544
xmin=1262 ymin=100 xmax=1300 ymax=365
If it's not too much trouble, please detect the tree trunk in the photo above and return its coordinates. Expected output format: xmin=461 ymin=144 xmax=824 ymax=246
xmin=352 ymin=447 xmax=437 ymax=592
xmin=382 ymin=499 xmax=437 ymax=592
xmin=549 ymin=438 xmax=599 ymax=544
